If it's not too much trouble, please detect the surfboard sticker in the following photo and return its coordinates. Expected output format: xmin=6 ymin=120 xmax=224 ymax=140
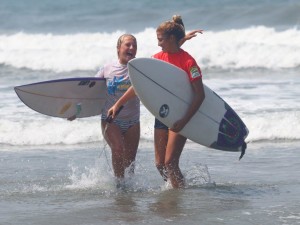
xmin=59 ymin=102 xmax=72 ymax=115
xmin=159 ymin=104 xmax=169 ymax=118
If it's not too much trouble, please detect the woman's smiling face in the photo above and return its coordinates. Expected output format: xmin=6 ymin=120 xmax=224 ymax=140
xmin=118 ymin=36 xmax=137 ymax=65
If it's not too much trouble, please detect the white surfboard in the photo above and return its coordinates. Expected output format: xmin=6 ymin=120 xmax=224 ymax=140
xmin=14 ymin=77 xmax=107 ymax=118
xmin=128 ymin=58 xmax=248 ymax=158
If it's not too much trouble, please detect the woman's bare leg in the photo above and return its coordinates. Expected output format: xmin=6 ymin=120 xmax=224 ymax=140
xmin=154 ymin=128 xmax=169 ymax=181
xmin=165 ymin=130 xmax=186 ymax=188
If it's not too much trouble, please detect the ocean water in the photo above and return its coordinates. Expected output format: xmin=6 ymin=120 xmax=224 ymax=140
xmin=1 ymin=0 xmax=300 ymax=224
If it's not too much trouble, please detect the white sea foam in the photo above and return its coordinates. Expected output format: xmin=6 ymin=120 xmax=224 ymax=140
xmin=0 ymin=26 xmax=299 ymax=72
xmin=1 ymin=104 xmax=300 ymax=146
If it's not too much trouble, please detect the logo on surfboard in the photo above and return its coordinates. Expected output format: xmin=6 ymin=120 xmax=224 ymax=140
xmin=159 ymin=104 xmax=169 ymax=118
xmin=78 ymin=80 xmax=96 ymax=88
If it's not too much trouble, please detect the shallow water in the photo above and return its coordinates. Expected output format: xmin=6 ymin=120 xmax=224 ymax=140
xmin=1 ymin=141 xmax=299 ymax=225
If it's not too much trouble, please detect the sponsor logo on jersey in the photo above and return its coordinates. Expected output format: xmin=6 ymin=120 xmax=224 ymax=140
xmin=190 ymin=66 xmax=201 ymax=78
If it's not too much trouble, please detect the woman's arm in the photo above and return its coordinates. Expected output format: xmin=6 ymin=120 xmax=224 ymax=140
xmin=107 ymin=86 xmax=137 ymax=118
xmin=179 ymin=29 xmax=203 ymax=46
xmin=170 ymin=79 xmax=205 ymax=132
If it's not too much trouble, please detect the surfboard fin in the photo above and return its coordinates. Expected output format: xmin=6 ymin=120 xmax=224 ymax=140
xmin=239 ymin=142 xmax=247 ymax=160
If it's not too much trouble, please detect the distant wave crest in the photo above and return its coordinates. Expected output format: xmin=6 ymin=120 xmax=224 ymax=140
xmin=0 ymin=26 xmax=299 ymax=72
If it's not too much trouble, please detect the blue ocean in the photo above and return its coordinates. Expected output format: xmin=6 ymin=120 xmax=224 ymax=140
xmin=1 ymin=0 xmax=300 ymax=224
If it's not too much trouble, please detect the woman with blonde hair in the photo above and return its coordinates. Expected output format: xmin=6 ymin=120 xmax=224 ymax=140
xmin=108 ymin=16 xmax=204 ymax=188
xmin=69 ymin=34 xmax=140 ymax=188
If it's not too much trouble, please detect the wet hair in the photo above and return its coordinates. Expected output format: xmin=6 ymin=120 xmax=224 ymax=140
xmin=117 ymin=34 xmax=137 ymax=49
xmin=156 ymin=15 xmax=185 ymax=42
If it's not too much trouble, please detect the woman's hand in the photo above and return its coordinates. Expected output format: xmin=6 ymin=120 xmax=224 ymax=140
xmin=67 ymin=115 xmax=77 ymax=121
xmin=179 ymin=29 xmax=203 ymax=46
xmin=107 ymin=105 xmax=119 ymax=120
xmin=170 ymin=118 xmax=188 ymax=133
xmin=185 ymin=29 xmax=203 ymax=40
xmin=106 ymin=105 xmax=124 ymax=123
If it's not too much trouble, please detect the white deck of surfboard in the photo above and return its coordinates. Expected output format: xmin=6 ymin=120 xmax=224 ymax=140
xmin=15 ymin=77 xmax=107 ymax=118
xmin=128 ymin=58 xmax=248 ymax=152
